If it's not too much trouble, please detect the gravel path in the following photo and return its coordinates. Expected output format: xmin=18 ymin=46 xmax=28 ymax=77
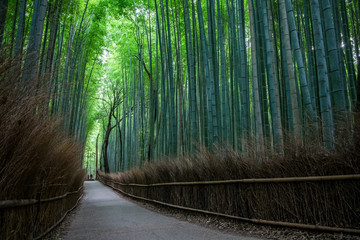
xmin=62 ymin=181 xmax=261 ymax=240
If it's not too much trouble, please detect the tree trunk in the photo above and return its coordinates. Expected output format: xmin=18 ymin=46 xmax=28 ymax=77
xmin=14 ymin=0 xmax=27 ymax=56
xmin=0 ymin=0 xmax=9 ymax=48
xmin=320 ymin=0 xmax=347 ymax=118
xmin=183 ymin=0 xmax=198 ymax=152
xmin=263 ymin=0 xmax=283 ymax=151
xmin=95 ymin=133 xmax=99 ymax=178
xmin=285 ymin=0 xmax=318 ymax=127
xmin=10 ymin=0 xmax=19 ymax=55
xmin=249 ymin=0 xmax=264 ymax=154
xmin=279 ymin=0 xmax=302 ymax=141
xmin=21 ymin=0 xmax=48 ymax=82
xmin=310 ymin=0 xmax=334 ymax=147
xmin=238 ymin=0 xmax=250 ymax=147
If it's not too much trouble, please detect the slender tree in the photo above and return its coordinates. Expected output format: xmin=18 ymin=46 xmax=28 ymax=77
xmin=279 ymin=0 xmax=302 ymax=140
xmin=14 ymin=0 xmax=27 ymax=56
xmin=285 ymin=0 xmax=317 ymax=128
xmin=0 ymin=0 xmax=9 ymax=48
xmin=249 ymin=0 xmax=264 ymax=153
xmin=22 ymin=0 xmax=48 ymax=82
xmin=310 ymin=0 xmax=334 ymax=147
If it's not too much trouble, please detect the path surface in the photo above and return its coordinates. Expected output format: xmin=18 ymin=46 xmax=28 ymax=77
xmin=63 ymin=181 xmax=260 ymax=240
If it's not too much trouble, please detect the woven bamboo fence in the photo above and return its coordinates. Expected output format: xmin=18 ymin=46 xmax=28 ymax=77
xmin=99 ymin=172 xmax=360 ymax=234
xmin=0 ymin=186 xmax=83 ymax=239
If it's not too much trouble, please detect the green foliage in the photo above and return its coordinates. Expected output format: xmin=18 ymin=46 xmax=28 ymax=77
xmin=86 ymin=0 xmax=354 ymax=174
xmin=10 ymin=0 xmax=350 ymax=174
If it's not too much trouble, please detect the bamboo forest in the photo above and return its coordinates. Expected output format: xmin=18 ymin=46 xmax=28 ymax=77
xmin=0 ymin=0 xmax=360 ymax=239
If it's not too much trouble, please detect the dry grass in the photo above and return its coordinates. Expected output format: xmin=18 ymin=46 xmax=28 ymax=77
xmin=100 ymin=116 xmax=360 ymax=230
xmin=0 ymin=55 xmax=86 ymax=239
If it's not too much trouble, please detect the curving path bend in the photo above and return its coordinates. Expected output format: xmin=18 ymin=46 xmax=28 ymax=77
xmin=63 ymin=181 xmax=261 ymax=240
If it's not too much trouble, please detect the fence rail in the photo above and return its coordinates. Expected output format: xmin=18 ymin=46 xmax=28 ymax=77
xmin=33 ymin=193 xmax=83 ymax=240
xmin=1 ymin=185 xmax=84 ymax=239
xmin=0 ymin=186 xmax=83 ymax=209
xmin=103 ymin=174 xmax=360 ymax=187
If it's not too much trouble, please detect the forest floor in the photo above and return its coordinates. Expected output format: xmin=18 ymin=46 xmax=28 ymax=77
xmin=44 ymin=181 xmax=360 ymax=240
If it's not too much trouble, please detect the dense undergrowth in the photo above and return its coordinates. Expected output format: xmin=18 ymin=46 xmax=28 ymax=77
xmin=100 ymin=118 xmax=360 ymax=231
xmin=0 ymin=55 xmax=85 ymax=239
xmin=106 ymin=123 xmax=360 ymax=183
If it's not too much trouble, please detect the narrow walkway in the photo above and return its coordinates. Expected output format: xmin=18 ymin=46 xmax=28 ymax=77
xmin=63 ymin=181 xmax=260 ymax=240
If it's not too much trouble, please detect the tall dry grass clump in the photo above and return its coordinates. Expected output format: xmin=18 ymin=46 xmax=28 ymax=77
xmin=0 ymin=55 xmax=85 ymax=239
xmin=107 ymin=136 xmax=360 ymax=184
xmin=100 ymin=115 xmax=360 ymax=231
